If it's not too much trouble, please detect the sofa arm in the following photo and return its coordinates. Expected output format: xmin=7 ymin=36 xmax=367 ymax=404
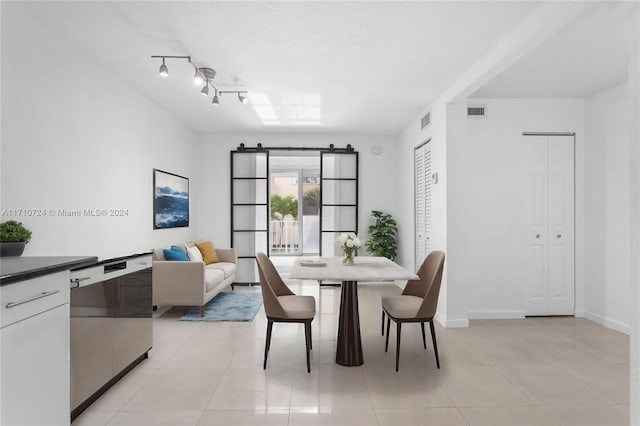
xmin=152 ymin=261 xmax=207 ymax=306
xmin=216 ymin=248 xmax=237 ymax=264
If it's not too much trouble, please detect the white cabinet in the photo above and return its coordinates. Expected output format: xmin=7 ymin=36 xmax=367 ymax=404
xmin=0 ymin=271 xmax=70 ymax=426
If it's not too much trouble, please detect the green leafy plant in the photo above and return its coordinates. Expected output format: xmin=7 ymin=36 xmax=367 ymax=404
xmin=365 ymin=210 xmax=397 ymax=260
xmin=270 ymin=194 xmax=298 ymax=220
xmin=0 ymin=220 xmax=32 ymax=243
xmin=302 ymin=187 xmax=320 ymax=215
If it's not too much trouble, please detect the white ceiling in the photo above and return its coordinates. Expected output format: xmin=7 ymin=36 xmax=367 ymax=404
xmin=12 ymin=1 xmax=634 ymax=135
xmin=471 ymin=2 xmax=636 ymax=99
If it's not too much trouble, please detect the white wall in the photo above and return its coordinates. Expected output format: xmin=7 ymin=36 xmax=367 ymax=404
xmin=1 ymin=6 xmax=198 ymax=259
xmin=397 ymin=98 xmax=587 ymax=326
xmin=396 ymin=101 xmax=451 ymax=324
xmin=448 ymin=98 xmax=585 ymax=321
xmin=194 ymin=134 xmax=398 ymax=253
xmin=627 ymin=10 xmax=640 ymax=423
xmin=583 ymin=84 xmax=632 ymax=334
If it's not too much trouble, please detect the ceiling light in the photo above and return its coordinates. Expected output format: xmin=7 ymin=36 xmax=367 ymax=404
xmin=158 ymin=58 xmax=168 ymax=77
xmin=219 ymin=90 xmax=249 ymax=105
xmin=193 ymin=69 xmax=203 ymax=86
xmin=200 ymin=81 xmax=209 ymax=96
xmin=152 ymin=55 xmax=248 ymax=109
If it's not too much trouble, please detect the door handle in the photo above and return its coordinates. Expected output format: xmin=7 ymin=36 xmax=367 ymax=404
xmin=556 ymin=234 xmax=562 ymax=238
xmin=5 ymin=289 xmax=60 ymax=308
xmin=535 ymin=234 xmax=541 ymax=239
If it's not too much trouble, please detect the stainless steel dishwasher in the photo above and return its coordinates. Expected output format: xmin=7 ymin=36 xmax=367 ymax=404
xmin=69 ymin=253 xmax=152 ymax=420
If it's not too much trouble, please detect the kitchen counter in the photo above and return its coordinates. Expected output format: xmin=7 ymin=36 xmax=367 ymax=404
xmin=0 ymin=256 xmax=98 ymax=286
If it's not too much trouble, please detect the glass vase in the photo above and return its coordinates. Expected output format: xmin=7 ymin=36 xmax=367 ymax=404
xmin=343 ymin=249 xmax=354 ymax=266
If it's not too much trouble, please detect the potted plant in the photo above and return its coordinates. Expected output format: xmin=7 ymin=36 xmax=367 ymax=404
xmin=365 ymin=210 xmax=398 ymax=261
xmin=0 ymin=220 xmax=32 ymax=257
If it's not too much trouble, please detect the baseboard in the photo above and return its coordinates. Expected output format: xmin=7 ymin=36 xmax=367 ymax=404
xmin=435 ymin=313 xmax=469 ymax=328
xmin=582 ymin=311 xmax=630 ymax=335
xmin=467 ymin=309 xmax=526 ymax=320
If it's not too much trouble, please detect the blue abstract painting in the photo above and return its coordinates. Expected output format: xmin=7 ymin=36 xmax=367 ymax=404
xmin=153 ymin=169 xmax=189 ymax=229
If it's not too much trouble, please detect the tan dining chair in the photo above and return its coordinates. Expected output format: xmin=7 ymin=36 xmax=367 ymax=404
xmin=256 ymin=252 xmax=316 ymax=373
xmin=381 ymin=250 xmax=445 ymax=371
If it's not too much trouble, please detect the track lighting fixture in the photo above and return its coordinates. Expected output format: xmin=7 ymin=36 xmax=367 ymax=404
xmin=151 ymin=55 xmax=249 ymax=108
xmin=219 ymin=90 xmax=249 ymax=105
xmin=158 ymin=58 xmax=168 ymax=77
xmin=193 ymin=69 xmax=203 ymax=86
xmin=200 ymin=81 xmax=209 ymax=96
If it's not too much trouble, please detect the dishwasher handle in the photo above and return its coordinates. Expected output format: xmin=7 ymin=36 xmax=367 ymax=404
xmin=5 ymin=289 xmax=61 ymax=309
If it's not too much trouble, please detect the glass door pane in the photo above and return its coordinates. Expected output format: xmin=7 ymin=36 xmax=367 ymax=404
xmin=231 ymin=151 xmax=269 ymax=284
xmin=270 ymin=171 xmax=301 ymax=255
xmin=320 ymin=152 xmax=359 ymax=257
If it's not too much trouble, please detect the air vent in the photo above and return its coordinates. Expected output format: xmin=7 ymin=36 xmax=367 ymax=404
xmin=467 ymin=105 xmax=486 ymax=118
xmin=421 ymin=111 xmax=431 ymax=129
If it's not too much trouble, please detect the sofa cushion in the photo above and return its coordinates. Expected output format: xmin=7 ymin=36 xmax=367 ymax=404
xmin=152 ymin=248 xmax=166 ymax=261
xmin=163 ymin=246 xmax=189 ymax=261
xmin=206 ymin=262 xmax=236 ymax=279
xmin=205 ymin=268 xmax=225 ymax=292
xmin=195 ymin=241 xmax=219 ymax=264
xmin=186 ymin=245 xmax=203 ymax=262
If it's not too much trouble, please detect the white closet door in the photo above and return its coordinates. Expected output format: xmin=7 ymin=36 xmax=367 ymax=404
xmin=523 ymin=135 xmax=574 ymax=315
xmin=547 ymin=136 xmax=575 ymax=314
xmin=415 ymin=141 xmax=432 ymax=268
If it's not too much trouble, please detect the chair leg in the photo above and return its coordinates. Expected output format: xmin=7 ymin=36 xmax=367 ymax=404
xmin=199 ymin=306 xmax=205 ymax=317
xmin=385 ymin=316 xmax=391 ymax=352
xmin=264 ymin=320 xmax=273 ymax=370
xmin=395 ymin=321 xmax=402 ymax=372
xmin=421 ymin=321 xmax=427 ymax=349
xmin=381 ymin=310 xmax=385 ymax=336
xmin=304 ymin=321 xmax=312 ymax=373
xmin=429 ymin=320 xmax=440 ymax=369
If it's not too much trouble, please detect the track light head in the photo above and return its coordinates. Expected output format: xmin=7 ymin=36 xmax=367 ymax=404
xmin=212 ymin=94 xmax=219 ymax=105
xmin=193 ymin=68 xmax=203 ymax=86
xmin=200 ymin=82 xmax=209 ymax=96
xmin=158 ymin=58 xmax=168 ymax=77
xmin=238 ymin=92 xmax=248 ymax=104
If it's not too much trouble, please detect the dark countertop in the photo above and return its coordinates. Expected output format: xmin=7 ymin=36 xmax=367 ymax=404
xmin=0 ymin=256 xmax=99 ymax=286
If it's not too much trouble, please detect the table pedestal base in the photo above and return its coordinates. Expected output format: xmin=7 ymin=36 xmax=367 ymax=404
xmin=336 ymin=280 xmax=364 ymax=366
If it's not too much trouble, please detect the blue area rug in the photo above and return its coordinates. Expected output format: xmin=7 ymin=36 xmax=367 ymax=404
xmin=180 ymin=292 xmax=263 ymax=322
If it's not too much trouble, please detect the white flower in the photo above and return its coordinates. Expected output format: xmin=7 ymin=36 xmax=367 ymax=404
xmin=337 ymin=233 xmax=362 ymax=251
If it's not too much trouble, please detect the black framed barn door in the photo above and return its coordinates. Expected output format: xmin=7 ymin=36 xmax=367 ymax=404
xmin=230 ymin=150 xmax=269 ymax=284
xmin=320 ymin=151 xmax=359 ymax=257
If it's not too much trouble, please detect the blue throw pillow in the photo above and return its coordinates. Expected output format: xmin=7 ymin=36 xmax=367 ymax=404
xmin=163 ymin=246 xmax=189 ymax=261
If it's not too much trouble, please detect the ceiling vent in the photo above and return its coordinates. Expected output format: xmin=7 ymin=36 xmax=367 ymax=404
xmin=421 ymin=111 xmax=431 ymax=129
xmin=467 ymin=105 xmax=486 ymax=118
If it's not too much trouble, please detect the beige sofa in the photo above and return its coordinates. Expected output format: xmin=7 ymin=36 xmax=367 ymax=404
xmin=152 ymin=244 xmax=237 ymax=316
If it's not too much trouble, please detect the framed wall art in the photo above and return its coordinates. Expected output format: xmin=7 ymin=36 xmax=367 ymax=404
xmin=153 ymin=169 xmax=189 ymax=229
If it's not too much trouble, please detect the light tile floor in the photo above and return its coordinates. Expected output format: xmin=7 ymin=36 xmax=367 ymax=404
xmin=72 ymin=280 xmax=630 ymax=426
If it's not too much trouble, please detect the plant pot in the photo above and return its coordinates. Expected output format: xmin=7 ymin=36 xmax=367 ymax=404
xmin=0 ymin=242 xmax=26 ymax=257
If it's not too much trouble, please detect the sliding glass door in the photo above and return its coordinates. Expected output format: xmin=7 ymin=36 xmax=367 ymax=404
xmin=230 ymin=150 xmax=269 ymax=284
xmin=320 ymin=152 xmax=359 ymax=257
xmin=230 ymin=146 xmax=358 ymax=283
